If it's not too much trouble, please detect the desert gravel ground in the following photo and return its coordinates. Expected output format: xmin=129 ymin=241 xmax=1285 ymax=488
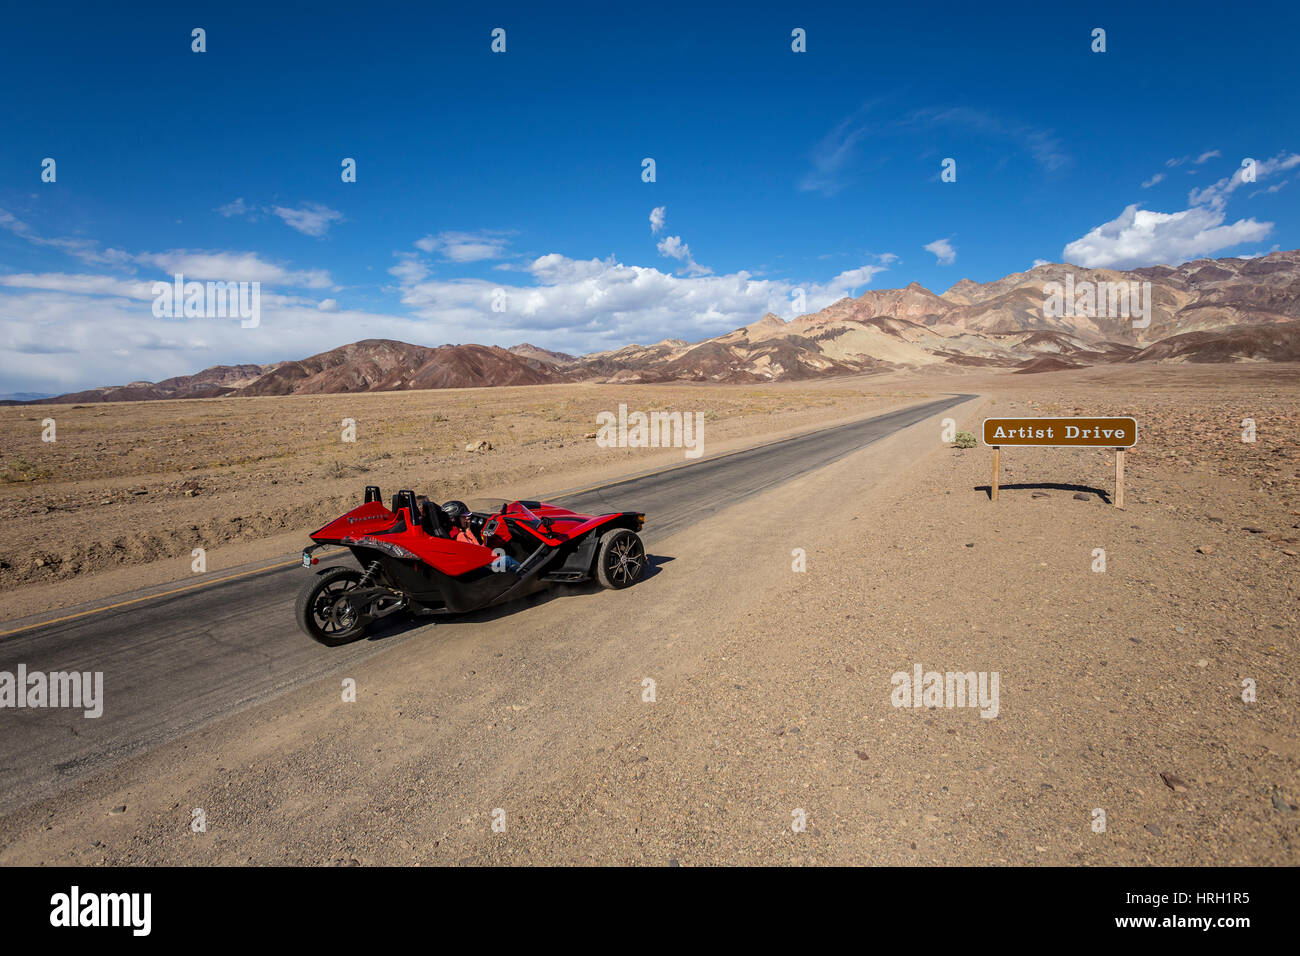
xmin=0 ymin=365 xmax=1295 ymax=865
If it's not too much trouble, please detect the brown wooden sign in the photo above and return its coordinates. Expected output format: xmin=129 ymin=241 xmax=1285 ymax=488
xmin=981 ymin=417 xmax=1138 ymax=508
xmin=982 ymin=417 xmax=1138 ymax=448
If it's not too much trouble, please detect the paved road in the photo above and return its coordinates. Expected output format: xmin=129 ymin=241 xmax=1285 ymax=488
xmin=0 ymin=394 xmax=972 ymax=814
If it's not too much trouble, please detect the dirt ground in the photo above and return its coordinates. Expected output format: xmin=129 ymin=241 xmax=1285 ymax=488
xmin=0 ymin=363 xmax=1296 ymax=864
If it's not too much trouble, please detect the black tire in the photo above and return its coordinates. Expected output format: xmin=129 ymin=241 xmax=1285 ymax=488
xmin=296 ymin=566 xmax=369 ymax=646
xmin=594 ymin=529 xmax=646 ymax=590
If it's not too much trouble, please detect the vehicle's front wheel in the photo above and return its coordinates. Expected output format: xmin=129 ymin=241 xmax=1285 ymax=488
xmin=594 ymin=529 xmax=646 ymax=590
xmin=296 ymin=566 xmax=369 ymax=646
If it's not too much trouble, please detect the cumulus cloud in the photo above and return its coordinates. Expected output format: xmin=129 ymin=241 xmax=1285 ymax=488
xmin=414 ymin=230 xmax=511 ymax=262
xmin=1063 ymin=153 xmax=1297 ymax=268
xmin=649 ymin=206 xmax=666 ymax=233
xmin=0 ymin=284 xmax=422 ymax=394
xmin=924 ymin=238 xmax=956 ymax=265
xmin=388 ymin=252 xmax=893 ymax=356
xmin=1062 ymin=204 xmax=1271 ymax=269
xmin=271 ymin=203 xmax=344 ymax=238
xmin=1060 ymin=152 xmax=1294 ymax=269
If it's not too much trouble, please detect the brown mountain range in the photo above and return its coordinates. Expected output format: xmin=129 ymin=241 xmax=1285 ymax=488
xmin=36 ymin=250 xmax=1300 ymax=402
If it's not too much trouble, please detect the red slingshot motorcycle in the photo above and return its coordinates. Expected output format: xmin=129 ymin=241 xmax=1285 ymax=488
xmin=295 ymin=486 xmax=646 ymax=645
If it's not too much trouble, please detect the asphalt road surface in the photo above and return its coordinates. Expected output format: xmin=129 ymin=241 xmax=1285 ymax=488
xmin=0 ymin=394 xmax=972 ymax=814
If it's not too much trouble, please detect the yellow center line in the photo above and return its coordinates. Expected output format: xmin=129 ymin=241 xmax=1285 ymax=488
xmin=0 ymin=552 xmax=342 ymax=639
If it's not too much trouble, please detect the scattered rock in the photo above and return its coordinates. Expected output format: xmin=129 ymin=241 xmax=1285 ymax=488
xmin=1031 ymin=491 xmax=1050 ymax=498
xmin=1272 ymin=789 xmax=1297 ymax=813
xmin=1159 ymin=772 xmax=1189 ymax=793
xmin=108 ymin=805 xmax=127 ymax=815
xmin=1244 ymin=526 xmax=1264 ymax=534
xmin=1196 ymin=545 xmax=1215 ymax=555
xmin=465 ymin=440 xmax=494 ymax=453
xmin=1144 ymin=823 xmax=1162 ymax=837
xmin=1073 ymin=492 xmax=1090 ymax=501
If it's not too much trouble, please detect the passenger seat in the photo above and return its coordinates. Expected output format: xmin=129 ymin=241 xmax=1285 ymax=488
xmin=420 ymin=500 xmax=453 ymax=538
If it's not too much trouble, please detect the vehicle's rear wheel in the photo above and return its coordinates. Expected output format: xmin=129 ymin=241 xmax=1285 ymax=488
xmin=595 ymin=529 xmax=646 ymax=590
xmin=296 ymin=566 xmax=369 ymax=646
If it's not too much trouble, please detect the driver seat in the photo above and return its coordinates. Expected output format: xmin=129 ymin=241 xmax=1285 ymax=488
xmin=420 ymin=500 xmax=453 ymax=539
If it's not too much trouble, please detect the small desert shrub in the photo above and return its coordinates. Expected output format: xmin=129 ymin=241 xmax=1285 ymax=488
xmin=954 ymin=431 xmax=977 ymax=449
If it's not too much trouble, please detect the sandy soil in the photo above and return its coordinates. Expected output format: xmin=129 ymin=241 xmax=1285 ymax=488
xmin=1 ymin=364 xmax=1295 ymax=865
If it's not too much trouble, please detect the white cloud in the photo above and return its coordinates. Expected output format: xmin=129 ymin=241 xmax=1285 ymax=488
xmin=924 ymin=238 xmax=956 ymax=265
xmin=0 ymin=286 xmax=423 ymax=394
xmin=1141 ymin=172 xmax=1165 ymax=189
xmin=389 ymin=253 xmax=891 ymax=355
xmin=649 ymin=206 xmax=666 ymax=233
xmin=656 ymin=235 xmax=712 ymax=276
xmin=387 ymin=254 xmax=429 ymax=284
xmin=414 ymin=231 xmax=511 ymax=262
xmin=799 ymin=104 xmax=1068 ymax=197
xmin=0 ymin=273 xmax=155 ymax=298
xmin=1250 ymin=179 xmax=1288 ymax=198
xmin=271 ymin=203 xmax=344 ymax=238
xmin=1062 ymin=203 xmax=1271 ymax=269
xmin=1063 ymin=153 xmax=1296 ymax=269
xmin=216 ymin=198 xmax=253 ymax=218
xmin=0 ymin=209 xmax=133 ymax=268
xmin=1195 ymin=149 xmax=1221 ymax=164
xmin=134 ymin=250 xmax=333 ymax=288
xmin=0 ymin=249 xmax=897 ymax=393
xmin=1188 ymin=152 xmax=1300 ymax=209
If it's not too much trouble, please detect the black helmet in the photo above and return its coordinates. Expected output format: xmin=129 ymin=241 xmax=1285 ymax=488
xmin=441 ymin=500 xmax=469 ymax=520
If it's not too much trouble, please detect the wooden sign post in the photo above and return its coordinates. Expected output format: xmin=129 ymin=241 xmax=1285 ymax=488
xmin=981 ymin=417 xmax=1138 ymax=508
xmin=1115 ymin=447 xmax=1125 ymax=509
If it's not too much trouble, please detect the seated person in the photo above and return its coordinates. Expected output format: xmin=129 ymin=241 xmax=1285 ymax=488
xmin=441 ymin=500 xmax=522 ymax=573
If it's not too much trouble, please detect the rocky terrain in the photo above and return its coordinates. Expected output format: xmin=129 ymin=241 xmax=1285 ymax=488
xmin=23 ymin=251 xmax=1300 ymax=403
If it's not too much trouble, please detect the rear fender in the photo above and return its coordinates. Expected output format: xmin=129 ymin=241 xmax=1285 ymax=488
xmin=566 ymin=512 xmax=644 ymax=539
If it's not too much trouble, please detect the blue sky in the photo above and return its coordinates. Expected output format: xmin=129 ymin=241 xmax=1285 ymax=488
xmin=2 ymin=0 xmax=1298 ymax=393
